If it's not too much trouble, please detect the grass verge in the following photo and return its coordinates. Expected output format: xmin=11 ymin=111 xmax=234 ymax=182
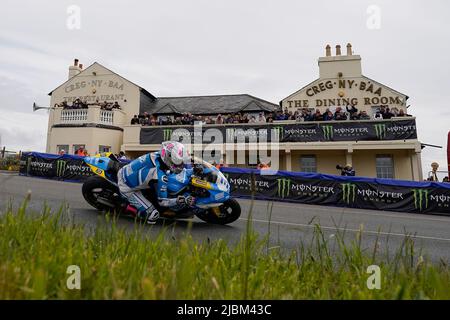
xmin=0 ymin=201 xmax=449 ymax=299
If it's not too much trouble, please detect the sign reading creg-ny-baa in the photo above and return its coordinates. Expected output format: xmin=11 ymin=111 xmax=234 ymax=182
xmin=62 ymin=78 xmax=126 ymax=103
xmin=285 ymin=79 xmax=405 ymax=109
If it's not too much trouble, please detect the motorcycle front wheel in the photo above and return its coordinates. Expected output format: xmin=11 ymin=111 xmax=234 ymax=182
xmin=195 ymin=199 xmax=241 ymax=225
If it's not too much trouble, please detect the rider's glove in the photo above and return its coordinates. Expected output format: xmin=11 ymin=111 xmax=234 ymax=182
xmin=177 ymin=195 xmax=196 ymax=207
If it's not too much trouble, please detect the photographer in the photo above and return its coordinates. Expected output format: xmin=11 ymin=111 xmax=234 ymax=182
xmin=336 ymin=164 xmax=355 ymax=176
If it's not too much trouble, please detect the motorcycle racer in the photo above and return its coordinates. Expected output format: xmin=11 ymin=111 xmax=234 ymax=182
xmin=117 ymin=141 xmax=195 ymax=224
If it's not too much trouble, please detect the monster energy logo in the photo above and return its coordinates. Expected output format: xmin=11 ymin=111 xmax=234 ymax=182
xmin=322 ymin=125 xmax=334 ymax=140
xmin=163 ymin=129 xmax=173 ymax=141
xmin=56 ymin=160 xmax=67 ymax=177
xmin=374 ymin=124 xmax=386 ymax=139
xmin=273 ymin=126 xmax=284 ymax=140
xmin=412 ymin=189 xmax=429 ymax=211
xmin=276 ymin=178 xmax=291 ymax=198
xmin=341 ymin=183 xmax=356 ymax=204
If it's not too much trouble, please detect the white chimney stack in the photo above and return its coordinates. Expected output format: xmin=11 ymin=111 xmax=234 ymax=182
xmin=68 ymin=58 xmax=82 ymax=79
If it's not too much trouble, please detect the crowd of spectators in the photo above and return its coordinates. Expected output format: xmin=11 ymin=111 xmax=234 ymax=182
xmin=55 ymin=99 xmax=121 ymax=111
xmin=131 ymin=105 xmax=412 ymax=126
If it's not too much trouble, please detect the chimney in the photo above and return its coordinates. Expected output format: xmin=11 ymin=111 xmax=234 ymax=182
xmin=79 ymin=64 xmax=83 ymax=69
xmin=346 ymin=43 xmax=352 ymax=55
xmin=68 ymin=58 xmax=82 ymax=79
xmin=325 ymin=44 xmax=331 ymax=57
xmin=336 ymin=45 xmax=341 ymax=56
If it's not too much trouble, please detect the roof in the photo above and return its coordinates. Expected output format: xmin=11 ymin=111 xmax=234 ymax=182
xmin=48 ymin=62 xmax=156 ymax=100
xmin=141 ymin=94 xmax=279 ymax=115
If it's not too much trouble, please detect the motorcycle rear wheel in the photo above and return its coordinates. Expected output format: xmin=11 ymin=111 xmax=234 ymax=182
xmin=196 ymin=199 xmax=241 ymax=225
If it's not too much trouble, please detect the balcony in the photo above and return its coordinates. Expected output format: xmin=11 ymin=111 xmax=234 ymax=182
xmin=52 ymin=105 xmax=126 ymax=128
xmin=123 ymin=117 xmax=419 ymax=152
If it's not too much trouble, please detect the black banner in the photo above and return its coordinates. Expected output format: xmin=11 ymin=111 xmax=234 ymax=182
xmin=140 ymin=119 xmax=417 ymax=144
xmin=221 ymin=169 xmax=450 ymax=215
xmin=19 ymin=152 xmax=450 ymax=215
xmin=19 ymin=152 xmax=94 ymax=182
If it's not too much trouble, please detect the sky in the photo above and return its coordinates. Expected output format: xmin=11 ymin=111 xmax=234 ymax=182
xmin=0 ymin=0 xmax=449 ymax=178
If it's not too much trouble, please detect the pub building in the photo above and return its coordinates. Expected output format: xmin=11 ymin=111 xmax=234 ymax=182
xmin=45 ymin=44 xmax=423 ymax=181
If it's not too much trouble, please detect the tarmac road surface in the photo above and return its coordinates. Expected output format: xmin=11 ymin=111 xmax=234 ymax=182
xmin=1 ymin=172 xmax=449 ymax=263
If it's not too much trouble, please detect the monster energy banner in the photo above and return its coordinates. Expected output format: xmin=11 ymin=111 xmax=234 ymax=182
xmin=220 ymin=168 xmax=450 ymax=215
xmin=140 ymin=119 xmax=417 ymax=144
xmin=19 ymin=152 xmax=94 ymax=182
xmin=19 ymin=152 xmax=450 ymax=215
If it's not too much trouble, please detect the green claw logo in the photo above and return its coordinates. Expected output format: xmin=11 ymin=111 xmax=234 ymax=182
xmin=341 ymin=183 xmax=356 ymax=204
xmin=412 ymin=189 xmax=429 ymax=211
xmin=56 ymin=160 xmax=67 ymax=177
xmin=322 ymin=125 xmax=334 ymax=140
xmin=374 ymin=124 xmax=386 ymax=139
xmin=163 ymin=129 xmax=173 ymax=141
xmin=277 ymin=178 xmax=291 ymax=198
xmin=273 ymin=126 xmax=284 ymax=140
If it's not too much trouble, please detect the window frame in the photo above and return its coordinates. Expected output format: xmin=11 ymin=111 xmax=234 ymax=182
xmin=375 ymin=154 xmax=395 ymax=179
xmin=300 ymin=155 xmax=317 ymax=173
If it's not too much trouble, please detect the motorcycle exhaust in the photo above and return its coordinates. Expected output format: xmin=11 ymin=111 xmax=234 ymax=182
xmin=96 ymin=197 xmax=116 ymax=208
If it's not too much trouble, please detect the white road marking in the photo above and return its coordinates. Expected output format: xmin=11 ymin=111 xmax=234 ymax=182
xmin=239 ymin=217 xmax=450 ymax=242
xmin=238 ymin=198 xmax=450 ymax=223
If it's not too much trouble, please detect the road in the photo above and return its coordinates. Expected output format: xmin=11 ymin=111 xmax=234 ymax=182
xmin=1 ymin=171 xmax=449 ymax=263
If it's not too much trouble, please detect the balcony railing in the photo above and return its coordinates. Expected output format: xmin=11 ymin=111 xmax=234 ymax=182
xmin=60 ymin=109 xmax=88 ymax=123
xmin=52 ymin=105 xmax=125 ymax=127
xmin=99 ymin=110 xmax=114 ymax=125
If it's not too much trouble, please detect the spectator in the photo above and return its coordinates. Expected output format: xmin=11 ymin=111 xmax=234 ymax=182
xmin=249 ymin=115 xmax=257 ymax=123
xmin=130 ymin=115 xmax=139 ymax=125
xmin=59 ymin=149 xmax=66 ymax=156
xmin=75 ymin=146 xmax=88 ymax=157
xmin=336 ymin=164 xmax=355 ymax=176
xmin=118 ymin=151 xmax=127 ymax=160
xmin=334 ymin=107 xmax=347 ymax=121
xmin=323 ymin=109 xmax=334 ymax=121
xmin=257 ymin=112 xmax=266 ymax=123
xmin=373 ymin=110 xmax=383 ymax=120
xmin=313 ymin=109 xmax=323 ymax=121
xmin=397 ymin=109 xmax=406 ymax=117
xmin=359 ymin=110 xmax=371 ymax=120
xmin=112 ymin=101 xmax=121 ymax=109
xmin=443 ymin=176 xmax=449 ymax=183
xmin=346 ymin=104 xmax=359 ymax=120
xmin=382 ymin=107 xmax=393 ymax=119
xmin=215 ymin=114 xmax=224 ymax=124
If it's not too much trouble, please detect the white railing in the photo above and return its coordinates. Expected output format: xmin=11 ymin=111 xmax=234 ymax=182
xmin=60 ymin=109 xmax=88 ymax=123
xmin=99 ymin=110 xmax=114 ymax=125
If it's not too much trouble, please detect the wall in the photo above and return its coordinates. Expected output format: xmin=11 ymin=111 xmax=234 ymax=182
xmin=48 ymin=127 xmax=123 ymax=155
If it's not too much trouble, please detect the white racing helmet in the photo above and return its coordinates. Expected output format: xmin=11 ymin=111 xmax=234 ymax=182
xmin=160 ymin=141 xmax=190 ymax=173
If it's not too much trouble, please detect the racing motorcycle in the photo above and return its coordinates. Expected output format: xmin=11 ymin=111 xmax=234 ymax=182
xmin=81 ymin=153 xmax=241 ymax=225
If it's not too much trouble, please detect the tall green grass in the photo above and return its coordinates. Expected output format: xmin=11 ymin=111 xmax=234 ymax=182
xmin=0 ymin=201 xmax=448 ymax=299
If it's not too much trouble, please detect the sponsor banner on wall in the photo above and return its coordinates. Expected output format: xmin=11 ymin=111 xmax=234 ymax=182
xmin=19 ymin=152 xmax=450 ymax=215
xmin=221 ymin=169 xmax=450 ymax=215
xmin=20 ymin=152 xmax=94 ymax=182
xmin=140 ymin=119 xmax=417 ymax=144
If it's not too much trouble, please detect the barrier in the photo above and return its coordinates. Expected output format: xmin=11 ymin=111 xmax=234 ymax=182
xmin=19 ymin=152 xmax=450 ymax=215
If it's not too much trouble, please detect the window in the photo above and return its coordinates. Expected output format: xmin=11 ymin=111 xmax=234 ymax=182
xmin=376 ymin=155 xmax=394 ymax=178
xmin=300 ymin=155 xmax=317 ymax=173
xmin=73 ymin=144 xmax=85 ymax=154
xmin=57 ymin=145 xmax=69 ymax=154
xmin=99 ymin=145 xmax=111 ymax=153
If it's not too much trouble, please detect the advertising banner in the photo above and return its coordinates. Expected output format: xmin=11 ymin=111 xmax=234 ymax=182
xmin=19 ymin=152 xmax=450 ymax=215
xmin=140 ymin=119 xmax=417 ymax=144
